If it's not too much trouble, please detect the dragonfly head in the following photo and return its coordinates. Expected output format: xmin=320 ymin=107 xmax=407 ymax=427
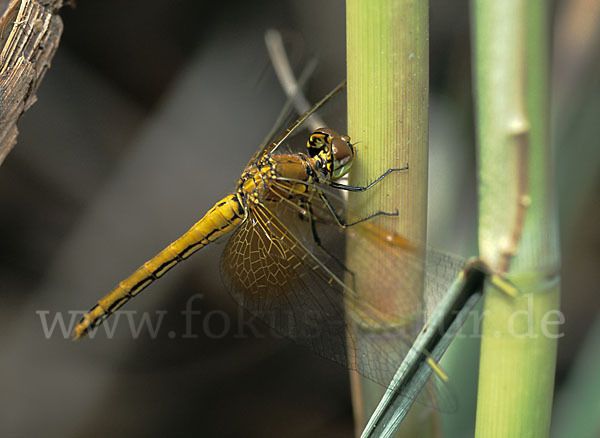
xmin=307 ymin=128 xmax=355 ymax=180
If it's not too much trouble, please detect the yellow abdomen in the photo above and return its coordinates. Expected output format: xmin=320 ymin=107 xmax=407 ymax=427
xmin=73 ymin=194 xmax=245 ymax=340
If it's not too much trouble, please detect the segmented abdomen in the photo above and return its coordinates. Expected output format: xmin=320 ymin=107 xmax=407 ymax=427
xmin=73 ymin=194 xmax=245 ymax=340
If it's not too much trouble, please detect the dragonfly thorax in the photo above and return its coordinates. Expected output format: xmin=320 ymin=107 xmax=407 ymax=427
xmin=307 ymin=128 xmax=355 ymax=180
xmin=235 ymin=128 xmax=355 ymax=207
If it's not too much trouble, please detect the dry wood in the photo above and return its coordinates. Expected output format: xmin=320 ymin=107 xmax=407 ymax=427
xmin=0 ymin=0 xmax=63 ymax=165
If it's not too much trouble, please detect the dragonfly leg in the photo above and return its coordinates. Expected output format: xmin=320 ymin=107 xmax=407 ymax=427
xmin=302 ymin=199 xmax=357 ymax=290
xmin=317 ymin=190 xmax=399 ymax=229
xmin=305 ymin=200 xmax=323 ymax=246
xmin=328 ymin=164 xmax=409 ymax=192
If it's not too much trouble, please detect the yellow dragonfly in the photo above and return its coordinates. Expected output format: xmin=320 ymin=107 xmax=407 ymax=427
xmin=74 ymin=80 xmax=466 ymax=408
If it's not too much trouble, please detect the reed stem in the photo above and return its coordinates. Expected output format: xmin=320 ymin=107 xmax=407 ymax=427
xmin=471 ymin=1 xmax=560 ymax=435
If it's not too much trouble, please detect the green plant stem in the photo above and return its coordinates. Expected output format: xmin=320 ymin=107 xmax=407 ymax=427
xmin=471 ymin=1 xmax=560 ymax=436
xmin=346 ymin=0 xmax=431 ymax=436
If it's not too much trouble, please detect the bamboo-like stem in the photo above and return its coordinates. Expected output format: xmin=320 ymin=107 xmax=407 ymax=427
xmin=346 ymin=0 xmax=431 ymax=436
xmin=471 ymin=1 xmax=560 ymax=436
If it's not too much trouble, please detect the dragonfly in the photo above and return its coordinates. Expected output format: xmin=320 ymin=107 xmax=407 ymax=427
xmin=74 ymin=80 xmax=469 ymax=410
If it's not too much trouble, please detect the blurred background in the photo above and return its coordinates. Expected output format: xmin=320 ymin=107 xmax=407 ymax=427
xmin=0 ymin=0 xmax=598 ymax=436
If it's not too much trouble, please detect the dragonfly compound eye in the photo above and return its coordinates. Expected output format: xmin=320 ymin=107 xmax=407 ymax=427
xmin=331 ymin=136 xmax=353 ymax=162
xmin=330 ymin=135 xmax=355 ymax=180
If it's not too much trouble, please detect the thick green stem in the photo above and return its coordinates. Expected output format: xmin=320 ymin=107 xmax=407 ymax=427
xmin=346 ymin=0 xmax=431 ymax=436
xmin=472 ymin=1 xmax=560 ymax=436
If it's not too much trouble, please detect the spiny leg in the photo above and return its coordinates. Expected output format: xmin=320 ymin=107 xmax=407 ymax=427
xmin=317 ymin=190 xmax=399 ymax=229
xmin=302 ymin=198 xmax=357 ymax=292
xmin=328 ymin=164 xmax=409 ymax=192
xmin=272 ymin=177 xmax=400 ymax=229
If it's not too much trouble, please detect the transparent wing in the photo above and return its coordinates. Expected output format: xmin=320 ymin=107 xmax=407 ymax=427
xmin=245 ymin=81 xmax=347 ymax=167
xmin=250 ymin=57 xmax=320 ymax=163
xmin=220 ymin=195 xmax=463 ymax=409
xmin=263 ymin=175 xmax=466 ymax=314
xmin=221 ymin=202 xmax=351 ymax=366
